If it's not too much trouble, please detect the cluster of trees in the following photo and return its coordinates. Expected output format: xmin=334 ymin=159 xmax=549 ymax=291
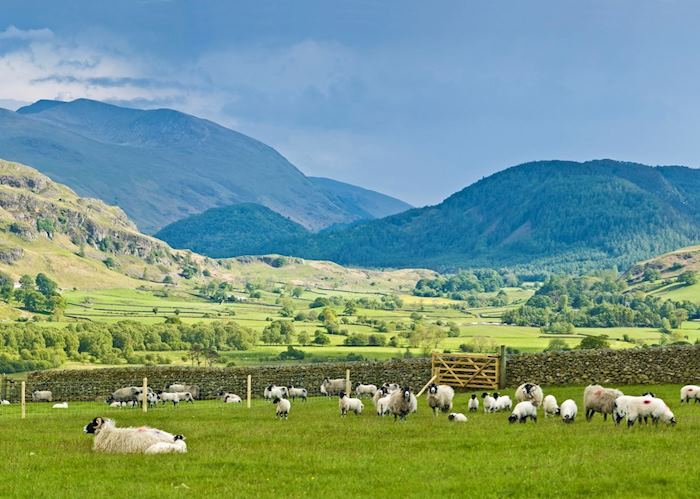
xmin=307 ymin=294 xmax=403 ymax=312
xmin=413 ymin=269 xmax=516 ymax=299
xmin=502 ymin=274 xmax=699 ymax=329
xmin=0 ymin=272 xmax=65 ymax=316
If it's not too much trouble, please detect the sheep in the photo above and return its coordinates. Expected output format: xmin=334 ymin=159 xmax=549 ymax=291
xmin=109 ymin=401 xmax=122 ymax=408
xmin=372 ymin=387 xmax=388 ymax=408
xmin=468 ymin=394 xmax=479 ymax=412
xmin=52 ymin=402 xmax=68 ymax=409
xmin=543 ymin=395 xmax=560 ymax=417
xmin=613 ymin=394 xmax=654 ymax=425
xmin=144 ymin=435 xmax=187 ymax=454
xmin=31 ymin=390 xmax=52 ymax=402
xmin=166 ymin=384 xmax=200 ymax=400
xmin=83 ymin=417 xmax=185 ymax=454
xmin=493 ymin=393 xmax=513 ymax=412
xmin=339 ymin=391 xmax=364 ymax=416
xmin=224 ymin=394 xmax=242 ymax=404
xmin=481 ymin=392 xmax=497 ymax=413
xmin=263 ymin=384 xmax=288 ymax=400
xmin=273 ymin=397 xmax=291 ymax=419
xmin=515 ymin=383 xmax=544 ymax=407
xmin=157 ymin=392 xmax=194 ymax=406
xmin=388 ymin=386 xmax=416 ymax=421
xmin=137 ymin=391 xmax=157 ymax=408
xmin=583 ymin=384 xmax=623 ymax=422
xmin=680 ymin=385 xmax=700 ymax=404
xmin=355 ymin=383 xmax=378 ymax=398
xmin=376 ymin=393 xmax=392 ymax=416
xmin=427 ymin=383 xmax=455 ymax=415
xmin=108 ymin=387 xmax=139 ymax=405
xmin=560 ymin=399 xmax=577 ymax=423
xmin=509 ymin=401 xmax=537 ymax=423
xmin=287 ymin=386 xmax=308 ymax=401
xmin=617 ymin=396 xmax=676 ymax=427
xmin=1 ymin=400 xmax=10 ymax=405
xmin=381 ymin=383 xmax=400 ymax=394
xmin=448 ymin=412 xmax=468 ymax=422
xmin=320 ymin=378 xmax=345 ymax=397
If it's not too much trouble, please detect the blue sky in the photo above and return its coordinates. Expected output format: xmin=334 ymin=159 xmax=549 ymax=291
xmin=1 ymin=0 xmax=699 ymax=206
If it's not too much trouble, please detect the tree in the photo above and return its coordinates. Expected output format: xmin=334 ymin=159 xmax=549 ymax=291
xmin=297 ymin=330 xmax=311 ymax=346
xmin=678 ymin=271 xmax=697 ymax=286
xmin=23 ymin=291 xmax=46 ymax=313
xmin=313 ymin=330 xmax=331 ymax=345
xmin=103 ymin=257 xmax=117 ymax=269
xmin=643 ymin=268 xmax=661 ymax=282
xmin=291 ymin=287 xmax=304 ymax=298
xmin=544 ymin=339 xmax=570 ymax=352
xmin=19 ymin=274 xmax=34 ymax=290
xmin=35 ymin=273 xmax=58 ymax=297
xmin=578 ymin=335 xmax=610 ymax=350
xmin=152 ymin=307 xmax=159 ymax=315
xmin=659 ymin=318 xmax=672 ymax=334
xmin=319 ymin=307 xmax=337 ymax=326
xmin=344 ymin=301 xmax=357 ymax=316
xmin=0 ymin=271 xmax=13 ymax=302
xmin=204 ymin=348 xmax=220 ymax=367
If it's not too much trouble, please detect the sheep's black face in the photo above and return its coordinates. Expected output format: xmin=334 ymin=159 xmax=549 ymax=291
xmin=339 ymin=391 xmax=346 ymax=399
xmin=471 ymin=394 xmax=477 ymax=400
xmin=428 ymin=385 xmax=437 ymax=395
xmin=402 ymin=387 xmax=411 ymax=401
xmin=448 ymin=414 xmax=455 ymax=421
xmin=493 ymin=392 xmax=500 ymax=400
xmin=272 ymin=397 xmax=281 ymax=404
xmin=174 ymin=434 xmax=185 ymax=441
xmin=524 ymin=384 xmax=533 ymax=394
xmin=481 ymin=392 xmax=488 ymax=399
xmin=642 ymin=392 xmax=656 ymax=398
xmin=83 ymin=417 xmax=103 ymax=434
xmin=508 ymin=414 xmax=518 ymax=424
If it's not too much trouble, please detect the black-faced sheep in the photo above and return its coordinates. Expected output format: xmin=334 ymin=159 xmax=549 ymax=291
xmin=617 ymin=396 xmax=676 ymax=427
xmin=427 ymin=384 xmax=454 ymax=415
xmin=583 ymin=384 xmax=623 ymax=421
xmin=388 ymin=386 xmax=416 ymax=421
xmin=481 ymin=392 xmax=496 ymax=413
xmin=144 ymin=435 xmax=187 ymax=454
xmin=515 ymin=383 xmax=544 ymax=407
xmin=448 ymin=412 xmax=468 ymax=422
xmin=543 ymin=395 xmax=560 ymax=417
xmin=320 ymin=378 xmax=345 ymax=397
xmin=287 ymin=386 xmax=307 ymax=401
xmin=32 ymin=390 xmax=52 ymax=402
xmin=339 ymin=391 xmax=364 ymax=416
xmin=273 ymin=397 xmax=291 ymax=419
xmin=83 ymin=417 xmax=187 ymax=454
xmin=509 ymin=401 xmax=537 ymax=423
xmin=560 ymin=399 xmax=577 ymax=423
xmin=493 ymin=393 xmax=513 ymax=411
xmin=468 ymin=394 xmax=479 ymax=412
xmin=354 ymin=383 xmax=378 ymax=398
xmin=264 ymin=385 xmax=288 ymax=400
xmin=680 ymin=385 xmax=700 ymax=404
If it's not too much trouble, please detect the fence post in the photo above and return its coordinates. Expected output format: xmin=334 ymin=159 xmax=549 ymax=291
xmin=345 ymin=369 xmax=351 ymax=394
xmin=499 ymin=345 xmax=507 ymax=389
xmin=142 ymin=377 xmax=148 ymax=413
xmin=246 ymin=375 xmax=252 ymax=409
xmin=21 ymin=381 xmax=26 ymax=419
xmin=0 ymin=373 xmax=5 ymax=401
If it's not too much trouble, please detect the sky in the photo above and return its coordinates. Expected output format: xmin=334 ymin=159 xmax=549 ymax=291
xmin=1 ymin=0 xmax=699 ymax=207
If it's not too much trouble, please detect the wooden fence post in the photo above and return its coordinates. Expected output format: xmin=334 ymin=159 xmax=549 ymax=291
xmin=142 ymin=377 xmax=148 ymax=413
xmin=246 ymin=375 xmax=252 ymax=409
xmin=0 ymin=373 xmax=5 ymax=401
xmin=21 ymin=381 xmax=26 ymax=419
xmin=499 ymin=345 xmax=507 ymax=389
xmin=345 ymin=369 xmax=351 ymax=394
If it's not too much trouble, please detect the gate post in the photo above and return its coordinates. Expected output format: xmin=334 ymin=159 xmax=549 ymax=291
xmin=498 ymin=345 xmax=507 ymax=389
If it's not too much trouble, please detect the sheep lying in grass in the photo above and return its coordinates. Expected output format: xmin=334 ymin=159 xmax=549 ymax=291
xmin=339 ymin=391 xmax=364 ymax=416
xmin=509 ymin=401 xmax=537 ymax=423
xmin=52 ymin=402 xmax=68 ymax=409
xmin=264 ymin=385 xmax=288 ymax=400
xmin=287 ymin=386 xmax=307 ymax=401
xmin=144 ymin=435 xmax=187 ymax=454
xmin=83 ymin=417 xmax=186 ymax=454
xmin=560 ymin=399 xmax=577 ymax=423
xmin=615 ymin=396 xmax=676 ymax=427
xmin=273 ymin=397 xmax=291 ymax=419
xmin=1 ymin=400 xmax=10 ymax=405
xmin=493 ymin=393 xmax=512 ymax=411
xmin=32 ymin=390 xmax=52 ymax=402
xmin=543 ymin=395 xmax=560 ymax=417
xmin=388 ymin=386 xmax=416 ymax=421
xmin=320 ymin=378 xmax=345 ymax=396
xmin=355 ymin=383 xmax=378 ymax=398
xmin=448 ymin=413 xmax=468 ymax=422
xmin=583 ymin=384 xmax=623 ymax=421
xmin=427 ymin=384 xmax=454 ymax=415
xmin=481 ymin=392 xmax=496 ymax=413
xmin=680 ymin=385 xmax=700 ymax=404
xmin=515 ymin=383 xmax=544 ymax=407
xmin=223 ymin=394 xmax=242 ymax=403
xmin=468 ymin=394 xmax=479 ymax=412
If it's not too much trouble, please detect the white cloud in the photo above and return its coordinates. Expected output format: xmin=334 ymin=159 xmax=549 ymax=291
xmin=0 ymin=25 xmax=53 ymax=41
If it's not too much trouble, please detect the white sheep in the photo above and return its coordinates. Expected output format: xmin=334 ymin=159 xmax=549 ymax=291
xmin=52 ymin=402 xmax=68 ymax=409
xmin=166 ymin=384 xmax=200 ymax=399
xmin=144 ymin=436 xmax=187 ymax=454
xmin=372 ymin=387 xmax=387 ymax=408
xmin=109 ymin=401 xmax=122 ymax=408
xmin=620 ymin=396 xmax=676 ymax=427
xmin=83 ymin=417 xmax=185 ymax=454
xmin=613 ymin=394 xmax=653 ymax=425
xmin=388 ymin=386 xmax=416 ymax=421
xmin=1 ymin=399 xmax=10 ymax=405
xmin=543 ymin=395 xmax=560 ymax=417
xmin=264 ymin=385 xmax=288 ymax=400
xmin=468 ymin=394 xmax=479 ymax=412
xmin=427 ymin=384 xmax=455 ymax=415
xmin=376 ymin=393 xmax=392 ymax=416
xmin=381 ymin=383 xmax=400 ymax=394
xmin=158 ymin=392 xmax=193 ymax=406
xmin=515 ymin=383 xmax=544 ymax=407
xmin=481 ymin=392 xmax=497 ymax=413
xmin=273 ymin=397 xmax=291 ymax=419
xmin=493 ymin=393 xmax=513 ymax=412
xmin=448 ymin=412 xmax=468 ymax=422
xmin=224 ymin=394 xmax=242 ymax=404
xmin=680 ymin=385 xmax=700 ymax=404
xmin=355 ymin=383 xmax=378 ymax=398
xmin=583 ymin=384 xmax=623 ymax=421
xmin=339 ymin=391 xmax=364 ymax=416
xmin=560 ymin=399 xmax=577 ymax=423
xmin=32 ymin=390 xmax=52 ymax=402
xmin=320 ymin=378 xmax=346 ymax=397
xmin=509 ymin=401 xmax=537 ymax=423
xmin=137 ymin=391 xmax=157 ymax=408
xmin=287 ymin=386 xmax=307 ymax=401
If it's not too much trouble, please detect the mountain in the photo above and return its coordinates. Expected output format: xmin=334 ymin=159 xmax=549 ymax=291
xmin=248 ymin=160 xmax=700 ymax=273
xmin=308 ymin=177 xmax=412 ymax=220
xmin=155 ymin=203 xmax=310 ymax=258
xmin=0 ymin=99 xmax=410 ymax=233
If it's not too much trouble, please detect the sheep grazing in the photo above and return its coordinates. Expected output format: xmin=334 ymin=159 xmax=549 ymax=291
xmin=273 ymin=397 xmax=291 ymax=419
xmin=320 ymin=378 xmax=346 ymax=397
xmin=339 ymin=391 xmax=364 ymax=416
xmin=166 ymin=384 xmax=200 ymax=400
xmin=427 ymin=384 xmax=455 ymax=415
xmin=583 ymin=384 xmax=623 ymax=422
xmin=287 ymin=386 xmax=308 ymax=401
xmin=157 ymin=391 xmax=194 ymax=406
xmin=108 ymin=386 xmax=140 ymax=406
xmin=468 ymin=394 xmax=479 ymax=412
xmin=448 ymin=412 xmax=468 ymax=422
xmin=616 ymin=396 xmax=676 ymax=427
xmin=680 ymin=385 xmax=700 ymax=404
xmin=137 ymin=391 xmax=157 ymax=408
xmin=223 ymin=394 xmax=242 ymax=404
xmin=52 ymin=402 xmax=68 ymax=409
xmin=264 ymin=385 xmax=288 ymax=400
xmin=560 ymin=399 xmax=577 ymax=423
xmin=543 ymin=395 xmax=560 ymax=417
xmin=613 ymin=394 xmax=653 ymax=425
xmin=84 ymin=417 xmax=186 ymax=454
xmin=144 ymin=435 xmax=187 ymax=454
xmin=508 ymin=401 xmax=537 ymax=423
xmin=493 ymin=393 xmax=513 ymax=412
xmin=355 ymin=383 xmax=378 ymax=398
xmin=31 ymin=390 xmax=52 ymax=402
xmin=515 ymin=383 xmax=544 ymax=407
xmin=388 ymin=386 xmax=416 ymax=421
xmin=481 ymin=392 xmax=496 ymax=413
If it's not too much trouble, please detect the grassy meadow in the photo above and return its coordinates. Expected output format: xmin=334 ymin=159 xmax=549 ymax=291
xmin=0 ymin=384 xmax=697 ymax=498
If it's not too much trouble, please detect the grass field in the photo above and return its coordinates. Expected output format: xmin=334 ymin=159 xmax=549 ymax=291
xmin=0 ymin=384 xmax=697 ymax=498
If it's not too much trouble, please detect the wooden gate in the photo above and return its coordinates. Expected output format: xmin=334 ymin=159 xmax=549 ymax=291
xmin=431 ymin=350 xmax=504 ymax=390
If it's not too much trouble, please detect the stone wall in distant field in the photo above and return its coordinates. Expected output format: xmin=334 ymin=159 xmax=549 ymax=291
xmin=10 ymin=345 xmax=698 ymax=402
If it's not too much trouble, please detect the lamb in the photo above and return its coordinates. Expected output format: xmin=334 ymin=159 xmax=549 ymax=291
xmin=493 ymin=393 xmax=513 ymax=411
xmin=223 ymin=394 xmax=242 ymax=403
xmin=427 ymin=383 xmax=455 ymax=415
xmin=166 ymin=384 xmax=200 ymax=400
xmin=339 ymin=391 xmax=364 ymax=416
xmin=31 ymin=390 xmax=52 ymax=402
xmin=376 ymin=392 xmax=392 ymax=416
xmin=543 ymin=395 xmax=560 ymax=417
xmin=320 ymin=378 xmax=346 ymax=397
xmin=372 ymin=387 xmax=388 ymax=407
xmin=52 ymin=402 xmax=68 ymax=409
xmin=618 ymin=396 xmax=676 ymax=427
xmin=137 ymin=391 xmax=157 ymax=408
xmin=680 ymin=385 xmax=700 ymax=404
xmin=355 ymin=383 xmax=378 ymax=398
xmin=468 ymin=394 xmax=479 ymax=412
xmin=1 ymin=399 xmax=10 ymax=405
xmin=613 ymin=394 xmax=653 ymax=425
xmin=515 ymin=383 xmax=544 ymax=407
xmin=381 ymin=383 xmax=400 ymax=394
xmin=109 ymin=401 xmax=122 ymax=408
xmin=144 ymin=435 xmax=187 ymax=454
xmin=508 ymin=401 xmax=537 ymax=423
xmin=583 ymin=384 xmax=623 ymax=421
xmin=287 ymin=386 xmax=307 ymax=401
xmin=273 ymin=397 xmax=291 ymax=419
xmin=388 ymin=386 xmax=416 ymax=421
xmin=448 ymin=412 xmax=468 ymax=422
xmin=560 ymin=399 xmax=577 ymax=423
xmin=264 ymin=385 xmax=288 ymax=400
xmin=481 ymin=392 xmax=497 ymax=413
xmin=84 ymin=417 xmax=186 ymax=454
xmin=157 ymin=391 xmax=194 ymax=406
